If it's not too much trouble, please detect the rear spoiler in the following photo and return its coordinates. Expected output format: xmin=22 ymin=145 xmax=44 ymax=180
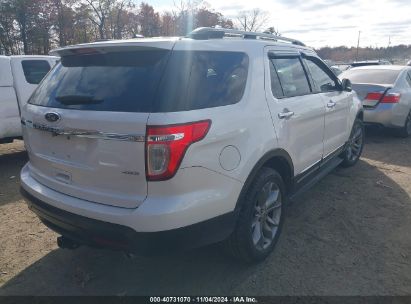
xmin=49 ymin=39 xmax=178 ymax=57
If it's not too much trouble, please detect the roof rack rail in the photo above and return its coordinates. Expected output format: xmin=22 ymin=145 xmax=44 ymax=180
xmin=187 ymin=27 xmax=305 ymax=47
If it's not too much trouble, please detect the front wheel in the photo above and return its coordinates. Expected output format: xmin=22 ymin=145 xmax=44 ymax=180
xmin=340 ymin=118 xmax=364 ymax=168
xmin=224 ymin=167 xmax=285 ymax=263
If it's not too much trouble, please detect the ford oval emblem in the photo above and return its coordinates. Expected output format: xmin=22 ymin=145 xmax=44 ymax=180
xmin=45 ymin=112 xmax=61 ymax=123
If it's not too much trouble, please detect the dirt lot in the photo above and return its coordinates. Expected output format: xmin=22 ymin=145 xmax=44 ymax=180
xmin=0 ymin=129 xmax=410 ymax=296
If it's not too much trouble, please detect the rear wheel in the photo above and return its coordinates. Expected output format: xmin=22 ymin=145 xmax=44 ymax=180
xmin=396 ymin=111 xmax=411 ymax=138
xmin=224 ymin=167 xmax=285 ymax=263
xmin=340 ymin=118 xmax=364 ymax=168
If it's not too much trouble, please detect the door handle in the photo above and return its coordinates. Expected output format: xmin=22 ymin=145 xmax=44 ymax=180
xmin=327 ymin=100 xmax=336 ymax=108
xmin=278 ymin=110 xmax=295 ymax=119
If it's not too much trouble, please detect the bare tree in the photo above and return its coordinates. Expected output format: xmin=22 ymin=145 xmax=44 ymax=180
xmin=13 ymin=0 xmax=31 ymax=54
xmin=236 ymin=9 xmax=270 ymax=32
xmin=84 ymin=0 xmax=117 ymax=39
xmin=0 ymin=0 xmax=236 ymax=53
xmin=160 ymin=11 xmax=176 ymax=36
xmin=172 ymin=0 xmax=201 ymax=35
xmin=108 ymin=0 xmax=131 ymax=39
xmin=0 ymin=0 xmax=19 ymax=54
xmin=264 ymin=26 xmax=281 ymax=36
xmin=138 ymin=2 xmax=161 ymax=37
xmin=114 ymin=0 xmax=129 ymax=39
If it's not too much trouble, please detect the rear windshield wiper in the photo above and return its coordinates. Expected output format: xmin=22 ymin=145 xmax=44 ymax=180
xmin=55 ymin=95 xmax=104 ymax=105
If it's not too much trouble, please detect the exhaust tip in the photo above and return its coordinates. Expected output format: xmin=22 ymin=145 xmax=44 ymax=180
xmin=57 ymin=236 xmax=80 ymax=250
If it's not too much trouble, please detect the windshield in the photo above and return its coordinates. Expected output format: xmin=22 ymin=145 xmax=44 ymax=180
xmin=29 ymin=50 xmax=249 ymax=113
xmin=340 ymin=69 xmax=401 ymax=85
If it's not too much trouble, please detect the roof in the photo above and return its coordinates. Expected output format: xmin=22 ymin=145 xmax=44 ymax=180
xmin=50 ymin=37 xmax=312 ymax=56
xmin=349 ymin=65 xmax=410 ymax=71
xmin=352 ymin=60 xmax=390 ymax=63
xmin=50 ymin=28 xmax=311 ymax=56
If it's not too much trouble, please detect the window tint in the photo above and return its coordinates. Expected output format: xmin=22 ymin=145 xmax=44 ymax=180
xmin=22 ymin=60 xmax=51 ymax=84
xmin=304 ymin=58 xmax=339 ymax=92
xmin=156 ymin=51 xmax=248 ymax=112
xmin=29 ymin=50 xmax=170 ymax=112
xmin=340 ymin=69 xmax=401 ymax=85
xmin=29 ymin=50 xmax=248 ymax=113
xmin=270 ymin=57 xmax=311 ymax=97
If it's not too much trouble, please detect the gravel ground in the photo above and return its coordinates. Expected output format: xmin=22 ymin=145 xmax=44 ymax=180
xmin=0 ymin=128 xmax=410 ymax=296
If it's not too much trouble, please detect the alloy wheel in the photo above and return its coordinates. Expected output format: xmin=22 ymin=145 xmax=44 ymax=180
xmin=252 ymin=181 xmax=282 ymax=251
xmin=346 ymin=123 xmax=363 ymax=162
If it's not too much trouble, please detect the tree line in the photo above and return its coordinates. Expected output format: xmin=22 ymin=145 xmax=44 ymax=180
xmin=0 ymin=0 xmax=279 ymax=55
xmin=4 ymin=0 xmax=408 ymax=62
xmin=317 ymin=45 xmax=411 ymax=63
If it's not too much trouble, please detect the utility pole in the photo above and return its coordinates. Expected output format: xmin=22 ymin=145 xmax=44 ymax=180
xmin=356 ymin=31 xmax=361 ymax=61
xmin=387 ymin=36 xmax=391 ymax=61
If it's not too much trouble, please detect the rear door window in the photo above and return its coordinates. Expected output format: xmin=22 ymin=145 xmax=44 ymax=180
xmin=22 ymin=60 xmax=51 ymax=84
xmin=29 ymin=50 xmax=249 ymax=113
xmin=269 ymin=57 xmax=311 ymax=98
xmin=269 ymin=61 xmax=285 ymax=98
xmin=303 ymin=57 xmax=340 ymax=92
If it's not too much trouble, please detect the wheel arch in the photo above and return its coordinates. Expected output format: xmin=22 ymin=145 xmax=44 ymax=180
xmin=234 ymin=149 xmax=294 ymax=212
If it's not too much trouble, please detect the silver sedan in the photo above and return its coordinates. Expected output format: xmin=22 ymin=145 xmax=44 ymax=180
xmin=340 ymin=65 xmax=411 ymax=137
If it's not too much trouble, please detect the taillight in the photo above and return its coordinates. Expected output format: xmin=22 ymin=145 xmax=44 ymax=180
xmin=381 ymin=93 xmax=401 ymax=103
xmin=365 ymin=92 xmax=401 ymax=103
xmin=146 ymin=120 xmax=211 ymax=181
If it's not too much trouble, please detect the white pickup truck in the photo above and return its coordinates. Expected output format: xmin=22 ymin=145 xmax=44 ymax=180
xmin=0 ymin=55 xmax=58 ymax=143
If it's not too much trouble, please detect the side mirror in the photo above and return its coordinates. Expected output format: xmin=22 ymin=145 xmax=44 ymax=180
xmin=341 ymin=78 xmax=352 ymax=92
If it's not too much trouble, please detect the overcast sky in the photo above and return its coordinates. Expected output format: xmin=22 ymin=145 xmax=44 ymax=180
xmin=147 ymin=0 xmax=411 ymax=48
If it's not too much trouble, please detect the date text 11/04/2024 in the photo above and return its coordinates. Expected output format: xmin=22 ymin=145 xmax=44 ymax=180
xmin=149 ymin=297 xmax=258 ymax=303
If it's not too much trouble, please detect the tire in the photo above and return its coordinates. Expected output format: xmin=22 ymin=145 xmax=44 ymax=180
xmin=395 ymin=111 xmax=411 ymax=138
xmin=224 ymin=167 xmax=285 ymax=263
xmin=340 ymin=118 xmax=364 ymax=168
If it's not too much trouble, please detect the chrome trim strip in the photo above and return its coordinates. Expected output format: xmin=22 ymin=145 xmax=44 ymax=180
xmin=323 ymin=144 xmax=345 ymax=160
xmin=21 ymin=118 xmax=145 ymax=142
xmin=299 ymin=144 xmax=345 ymax=176
xmin=299 ymin=159 xmax=321 ymax=176
xmin=147 ymin=133 xmax=185 ymax=142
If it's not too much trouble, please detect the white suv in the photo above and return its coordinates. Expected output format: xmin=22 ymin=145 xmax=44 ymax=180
xmin=20 ymin=28 xmax=364 ymax=263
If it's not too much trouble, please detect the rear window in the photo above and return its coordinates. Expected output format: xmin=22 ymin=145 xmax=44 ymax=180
xmin=29 ymin=50 xmax=249 ymax=113
xmin=341 ymin=69 xmax=401 ymax=85
xmin=22 ymin=60 xmax=51 ymax=84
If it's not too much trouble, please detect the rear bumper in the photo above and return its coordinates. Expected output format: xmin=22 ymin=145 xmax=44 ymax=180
xmin=21 ymin=187 xmax=237 ymax=253
xmin=20 ymin=163 xmax=242 ymax=252
xmin=364 ymin=103 xmax=407 ymax=128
